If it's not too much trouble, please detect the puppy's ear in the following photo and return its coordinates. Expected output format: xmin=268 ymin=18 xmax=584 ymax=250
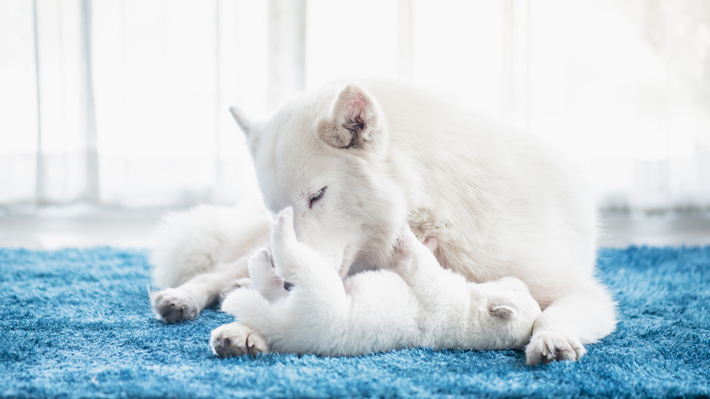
xmin=229 ymin=106 xmax=263 ymax=155
xmin=489 ymin=305 xmax=518 ymax=320
xmin=317 ymin=84 xmax=385 ymax=150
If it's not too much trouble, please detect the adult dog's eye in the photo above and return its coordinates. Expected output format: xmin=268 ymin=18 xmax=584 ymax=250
xmin=309 ymin=187 xmax=327 ymax=209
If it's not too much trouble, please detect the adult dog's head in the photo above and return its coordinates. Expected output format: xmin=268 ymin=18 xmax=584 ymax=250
xmin=231 ymin=83 xmax=408 ymax=277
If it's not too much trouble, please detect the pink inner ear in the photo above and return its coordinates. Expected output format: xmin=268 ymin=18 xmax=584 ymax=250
xmin=344 ymin=93 xmax=369 ymax=117
xmin=350 ymin=93 xmax=367 ymax=110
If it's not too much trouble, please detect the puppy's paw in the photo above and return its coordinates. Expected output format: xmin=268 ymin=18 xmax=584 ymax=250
xmin=393 ymin=226 xmax=419 ymax=261
xmin=248 ymin=248 xmax=274 ymax=277
xmin=526 ymin=330 xmax=586 ymax=365
xmin=270 ymin=208 xmax=301 ymax=279
xmin=272 ymin=207 xmax=297 ymax=248
xmin=210 ymin=322 xmax=268 ymax=357
xmin=150 ymin=288 xmax=200 ymax=323
xmin=248 ymin=248 xmax=288 ymax=301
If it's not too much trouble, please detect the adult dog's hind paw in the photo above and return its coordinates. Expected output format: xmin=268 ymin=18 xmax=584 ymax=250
xmin=211 ymin=322 xmax=268 ymax=357
xmin=526 ymin=330 xmax=586 ymax=365
xmin=150 ymin=288 xmax=200 ymax=323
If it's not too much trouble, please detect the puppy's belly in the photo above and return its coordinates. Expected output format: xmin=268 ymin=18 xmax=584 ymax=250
xmin=338 ymin=270 xmax=420 ymax=353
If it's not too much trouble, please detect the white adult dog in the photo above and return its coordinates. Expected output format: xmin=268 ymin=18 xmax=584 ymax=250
xmin=150 ymin=79 xmax=617 ymax=365
xmin=212 ymin=207 xmax=542 ymax=356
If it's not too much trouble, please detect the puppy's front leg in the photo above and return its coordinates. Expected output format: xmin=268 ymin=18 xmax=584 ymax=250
xmin=270 ymin=208 xmax=347 ymax=312
xmin=211 ymin=321 xmax=268 ymax=357
xmin=248 ymin=248 xmax=289 ymax=303
xmin=215 ymin=208 xmax=350 ymax=357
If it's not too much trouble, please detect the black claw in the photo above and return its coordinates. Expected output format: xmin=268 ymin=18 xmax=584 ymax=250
xmin=159 ymin=303 xmax=174 ymax=319
xmin=160 ymin=303 xmax=185 ymax=323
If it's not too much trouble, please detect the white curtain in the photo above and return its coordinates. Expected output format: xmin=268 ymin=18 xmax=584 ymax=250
xmin=1 ymin=0 xmax=709 ymax=212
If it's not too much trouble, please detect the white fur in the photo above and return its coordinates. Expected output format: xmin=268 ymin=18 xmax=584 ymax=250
xmin=151 ymin=79 xmax=617 ymax=364
xmin=150 ymin=197 xmax=272 ymax=289
xmin=149 ymin=197 xmax=271 ymax=322
xmin=212 ymin=208 xmax=540 ymax=356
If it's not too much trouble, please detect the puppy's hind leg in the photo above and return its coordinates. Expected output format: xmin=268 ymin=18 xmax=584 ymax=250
xmin=393 ymin=227 xmax=444 ymax=287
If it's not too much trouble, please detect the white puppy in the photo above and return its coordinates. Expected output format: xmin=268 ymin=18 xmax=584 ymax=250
xmin=211 ymin=208 xmax=541 ymax=357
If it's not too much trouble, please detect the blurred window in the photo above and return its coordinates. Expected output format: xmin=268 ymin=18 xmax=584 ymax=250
xmin=1 ymin=0 xmax=708 ymax=213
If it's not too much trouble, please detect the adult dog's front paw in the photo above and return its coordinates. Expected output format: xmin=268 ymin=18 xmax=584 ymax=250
xmin=150 ymin=288 xmax=199 ymax=323
xmin=526 ymin=330 xmax=586 ymax=365
xmin=210 ymin=322 xmax=268 ymax=357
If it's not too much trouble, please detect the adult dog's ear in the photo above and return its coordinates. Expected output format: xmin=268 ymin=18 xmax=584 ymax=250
xmin=229 ymin=106 xmax=262 ymax=155
xmin=317 ymin=84 xmax=385 ymax=150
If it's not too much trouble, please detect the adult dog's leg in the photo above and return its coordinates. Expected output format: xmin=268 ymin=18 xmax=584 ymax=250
xmin=150 ymin=199 xmax=271 ymax=288
xmin=526 ymin=280 xmax=617 ymax=365
xmin=151 ymin=254 xmax=257 ymax=322
xmin=149 ymin=199 xmax=271 ymax=322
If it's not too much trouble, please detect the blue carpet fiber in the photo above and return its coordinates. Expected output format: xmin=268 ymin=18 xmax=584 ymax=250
xmin=1 ymin=247 xmax=709 ymax=398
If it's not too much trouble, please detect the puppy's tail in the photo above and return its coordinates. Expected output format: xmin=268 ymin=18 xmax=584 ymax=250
xmin=221 ymin=289 xmax=279 ymax=337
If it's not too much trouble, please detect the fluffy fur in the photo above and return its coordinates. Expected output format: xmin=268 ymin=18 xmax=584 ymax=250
xmin=149 ymin=198 xmax=271 ymax=322
xmin=150 ymin=79 xmax=617 ymax=364
xmin=211 ymin=208 xmax=541 ymax=357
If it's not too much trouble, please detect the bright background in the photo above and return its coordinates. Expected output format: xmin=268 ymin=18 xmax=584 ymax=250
xmin=1 ymin=0 xmax=709 ymax=214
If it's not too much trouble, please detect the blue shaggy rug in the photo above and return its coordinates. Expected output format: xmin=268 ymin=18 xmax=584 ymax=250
xmin=1 ymin=246 xmax=709 ymax=398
